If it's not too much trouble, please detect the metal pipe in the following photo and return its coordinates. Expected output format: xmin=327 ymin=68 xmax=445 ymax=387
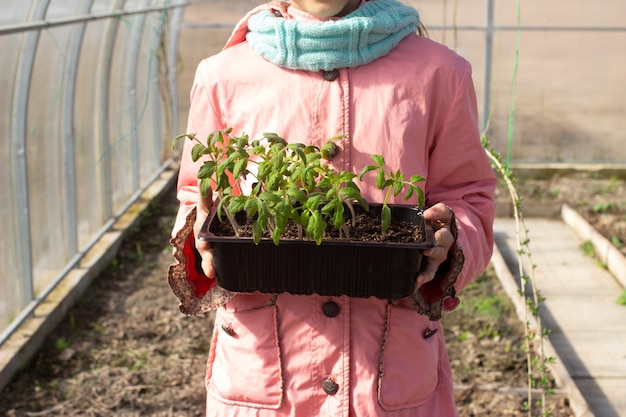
xmin=11 ymin=0 xmax=51 ymax=309
xmin=150 ymin=5 xmax=169 ymax=171
xmin=127 ymin=0 xmax=150 ymax=191
xmin=168 ymin=5 xmax=184 ymax=141
xmin=0 ymin=3 xmax=188 ymax=36
xmin=182 ymin=22 xmax=626 ymax=33
xmin=95 ymin=0 xmax=126 ymax=222
xmin=482 ymin=0 xmax=494 ymax=131
xmin=0 ymin=159 xmax=178 ymax=347
xmin=61 ymin=0 xmax=95 ymax=259
xmin=1 ymin=0 xmax=187 ymax=348
xmin=427 ymin=24 xmax=626 ymax=32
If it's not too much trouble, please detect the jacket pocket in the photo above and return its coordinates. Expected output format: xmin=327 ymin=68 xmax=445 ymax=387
xmin=208 ymin=305 xmax=283 ymax=409
xmin=378 ymin=304 xmax=441 ymax=411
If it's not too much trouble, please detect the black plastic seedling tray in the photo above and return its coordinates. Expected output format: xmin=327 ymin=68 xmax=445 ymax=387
xmin=199 ymin=204 xmax=434 ymax=299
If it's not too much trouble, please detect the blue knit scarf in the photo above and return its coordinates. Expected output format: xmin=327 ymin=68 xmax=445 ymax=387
xmin=246 ymin=0 xmax=420 ymax=71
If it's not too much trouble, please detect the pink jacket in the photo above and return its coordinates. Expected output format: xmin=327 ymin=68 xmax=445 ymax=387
xmin=170 ymin=4 xmax=496 ymax=416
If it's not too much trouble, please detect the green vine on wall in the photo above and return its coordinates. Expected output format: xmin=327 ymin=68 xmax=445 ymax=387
xmin=483 ymin=137 xmax=556 ymax=417
xmin=477 ymin=0 xmax=556 ymax=413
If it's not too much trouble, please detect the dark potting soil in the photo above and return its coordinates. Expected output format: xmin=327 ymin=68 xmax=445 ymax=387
xmin=210 ymin=211 xmax=428 ymax=244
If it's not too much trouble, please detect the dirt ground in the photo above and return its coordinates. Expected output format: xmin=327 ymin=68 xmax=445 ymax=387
xmin=6 ymin=170 xmax=626 ymax=416
xmin=498 ymin=171 xmax=626 ymax=257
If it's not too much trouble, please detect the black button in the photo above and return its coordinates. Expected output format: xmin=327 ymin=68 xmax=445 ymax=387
xmin=322 ymin=301 xmax=340 ymax=317
xmin=221 ymin=324 xmax=235 ymax=337
xmin=322 ymin=378 xmax=339 ymax=395
xmin=322 ymin=69 xmax=339 ymax=81
xmin=424 ymin=328 xmax=438 ymax=339
xmin=271 ymin=9 xmax=283 ymax=17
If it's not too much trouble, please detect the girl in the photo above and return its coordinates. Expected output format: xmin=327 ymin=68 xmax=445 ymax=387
xmin=169 ymin=0 xmax=497 ymax=415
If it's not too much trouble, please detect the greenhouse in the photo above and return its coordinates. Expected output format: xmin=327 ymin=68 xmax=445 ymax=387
xmin=1 ymin=0 xmax=625 ymax=416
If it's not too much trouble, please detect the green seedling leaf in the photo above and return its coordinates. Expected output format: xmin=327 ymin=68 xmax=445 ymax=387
xmin=215 ymin=172 xmax=230 ymax=192
xmin=416 ymin=188 xmax=425 ymax=206
xmin=206 ymin=131 xmax=217 ymax=146
xmin=307 ymin=211 xmax=326 ymax=245
xmin=244 ymin=197 xmax=261 ymax=219
xmin=253 ymin=219 xmax=265 ymax=244
xmin=266 ymin=172 xmax=283 ymax=191
xmin=197 ymin=160 xmax=216 ymax=180
xmin=215 ymin=198 xmax=227 ymax=222
xmin=216 ymin=159 xmax=233 ymax=181
xmin=286 ymin=184 xmax=307 ymax=203
xmin=191 ymin=143 xmax=207 ymax=162
xmin=304 ymin=194 xmax=323 ymax=211
xmin=287 ymin=143 xmax=307 ymax=163
xmin=200 ymin=178 xmax=212 ymax=198
xmin=252 ymin=204 xmax=270 ymax=244
xmin=376 ymin=170 xmax=385 ymax=189
xmin=338 ymin=171 xmax=357 ymax=182
xmin=235 ymin=134 xmax=249 ymax=148
xmin=339 ymin=186 xmax=362 ymax=201
xmin=332 ymin=203 xmax=346 ymax=230
xmin=305 ymin=152 xmax=322 ymax=165
xmin=404 ymin=187 xmax=414 ymax=200
xmin=301 ymin=168 xmax=320 ymax=191
xmin=360 ymin=197 xmax=370 ymax=211
xmin=381 ymin=204 xmax=391 ymax=235
xmin=321 ymin=198 xmax=339 ymax=215
xmin=358 ymin=165 xmax=378 ymax=180
xmin=257 ymin=161 xmax=272 ymax=182
xmin=371 ymin=154 xmax=385 ymax=166
xmin=264 ymin=132 xmax=287 ymax=146
xmin=171 ymin=132 xmax=191 ymax=148
xmin=272 ymin=226 xmax=282 ymax=245
xmin=259 ymin=191 xmax=282 ymax=204
xmin=233 ymin=158 xmax=248 ymax=179
xmin=227 ymin=196 xmax=247 ymax=214
xmin=393 ymin=182 xmax=404 ymax=196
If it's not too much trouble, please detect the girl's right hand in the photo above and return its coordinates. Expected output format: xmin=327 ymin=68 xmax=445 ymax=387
xmin=193 ymin=180 xmax=216 ymax=278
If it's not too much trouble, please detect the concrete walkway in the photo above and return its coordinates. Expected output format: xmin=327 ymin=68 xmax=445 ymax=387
xmin=494 ymin=212 xmax=626 ymax=417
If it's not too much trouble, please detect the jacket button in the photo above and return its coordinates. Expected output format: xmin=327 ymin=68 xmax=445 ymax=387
xmin=322 ymin=378 xmax=339 ymax=395
xmin=322 ymin=300 xmax=340 ymax=317
xmin=221 ymin=324 xmax=236 ymax=337
xmin=424 ymin=328 xmax=438 ymax=339
xmin=322 ymin=69 xmax=339 ymax=81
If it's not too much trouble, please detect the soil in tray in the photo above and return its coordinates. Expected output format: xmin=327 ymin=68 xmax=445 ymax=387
xmin=208 ymin=205 xmax=431 ymax=245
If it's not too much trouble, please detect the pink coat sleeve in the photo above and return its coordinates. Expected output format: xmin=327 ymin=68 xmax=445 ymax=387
xmin=424 ymin=60 xmax=496 ymax=292
xmin=173 ymin=60 xmax=224 ymax=237
xmin=168 ymin=61 xmax=234 ymax=315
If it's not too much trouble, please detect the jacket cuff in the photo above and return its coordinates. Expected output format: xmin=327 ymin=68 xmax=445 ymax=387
xmin=168 ymin=207 xmax=234 ymax=315
xmin=408 ymin=208 xmax=465 ymax=321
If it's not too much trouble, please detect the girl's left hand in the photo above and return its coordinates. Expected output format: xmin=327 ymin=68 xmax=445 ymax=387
xmin=416 ymin=203 xmax=455 ymax=288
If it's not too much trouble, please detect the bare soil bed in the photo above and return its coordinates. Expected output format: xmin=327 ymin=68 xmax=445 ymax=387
xmin=1 ymin=171 xmax=624 ymax=417
xmin=497 ymin=170 xmax=626 ymax=257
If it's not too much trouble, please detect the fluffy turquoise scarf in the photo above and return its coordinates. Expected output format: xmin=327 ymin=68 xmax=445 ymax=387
xmin=246 ymin=0 xmax=420 ymax=71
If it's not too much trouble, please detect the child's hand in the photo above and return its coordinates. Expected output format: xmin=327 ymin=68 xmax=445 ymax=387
xmin=193 ymin=180 xmax=216 ymax=279
xmin=416 ymin=203 xmax=455 ymax=288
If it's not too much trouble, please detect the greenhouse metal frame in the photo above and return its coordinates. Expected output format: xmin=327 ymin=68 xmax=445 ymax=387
xmin=0 ymin=0 xmax=186 ymax=348
xmin=2 ymin=0 xmax=626 ymax=382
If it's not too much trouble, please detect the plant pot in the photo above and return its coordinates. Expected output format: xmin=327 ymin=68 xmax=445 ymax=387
xmin=199 ymin=204 xmax=434 ymax=299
